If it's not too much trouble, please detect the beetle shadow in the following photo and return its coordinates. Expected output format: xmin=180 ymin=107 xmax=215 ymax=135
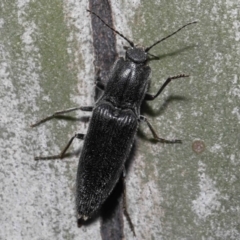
xmin=99 ymin=178 xmax=124 ymax=236
xmin=125 ymin=141 xmax=138 ymax=173
xmin=137 ymin=95 xmax=189 ymax=143
xmin=142 ymin=95 xmax=189 ymax=117
xmin=150 ymin=44 xmax=197 ymax=61
xmin=99 ymin=141 xmax=137 ymax=228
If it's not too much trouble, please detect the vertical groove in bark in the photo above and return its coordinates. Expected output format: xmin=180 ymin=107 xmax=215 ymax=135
xmin=88 ymin=1 xmax=124 ymax=239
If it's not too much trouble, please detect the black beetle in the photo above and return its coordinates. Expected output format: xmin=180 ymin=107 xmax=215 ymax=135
xmin=32 ymin=9 xmax=196 ymax=230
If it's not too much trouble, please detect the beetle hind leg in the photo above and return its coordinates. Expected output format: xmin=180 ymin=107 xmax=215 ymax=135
xmin=34 ymin=133 xmax=85 ymax=160
xmin=140 ymin=116 xmax=182 ymax=143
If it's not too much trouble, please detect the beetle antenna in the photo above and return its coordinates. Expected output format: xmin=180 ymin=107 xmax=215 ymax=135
xmin=87 ymin=9 xmax=135 ymax=47
xmin=145 ymin=21 xmax=197 ymax=52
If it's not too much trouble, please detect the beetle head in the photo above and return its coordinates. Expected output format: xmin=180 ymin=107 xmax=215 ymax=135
xmin=126 ymin=47 xmax=147 ymax=63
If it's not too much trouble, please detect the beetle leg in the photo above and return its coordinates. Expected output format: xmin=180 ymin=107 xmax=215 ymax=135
xmin=31 ymin=106 xmax=94 ymax=127
xmin=122 ymin=169 xmax=136 ymax=236
xmin=140 ymin=116 xmax=182 ymax=143
xmin=34 ymin=133 xmax=85 ymax=160
xmin=95 ymin=68 xmax=105 ymax=91
xmin=144 ymin=74 xmax=189 ymax=101
xmin=96 ymin=81 xmax=105 ymax=91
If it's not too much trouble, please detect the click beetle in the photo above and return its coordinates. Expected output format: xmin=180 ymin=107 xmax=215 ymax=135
xmin=32 ymin=9 xmax=196 ymax=230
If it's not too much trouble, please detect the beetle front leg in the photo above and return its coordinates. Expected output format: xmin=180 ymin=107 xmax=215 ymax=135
xmin=34 ymin=133 xmax=85 ymax=160
xmin=144 ymin=74 xmax=189 ymax=101
xmin=96 ymin=81 xmax=105 ymax=91
xmin=140 ymin=116 xmax=182 ymax=143
xmin=31 ymin=106 xmax=94 ymax=127
xmin=95 ymin=68 xmax=105 ymax=91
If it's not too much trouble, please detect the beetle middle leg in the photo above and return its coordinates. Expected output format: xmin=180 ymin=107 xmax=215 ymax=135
xmin=34 ymin=133 xmax=85 ymax=160
xmin=96 ymin=81 xmax=105 ymax=91
xmin=144 ymin=74 xmax=189 ymax=101
xmin=140 ymin=116 xmax=182 ymax=143
xmin=31 ymin=106 xmax=94 ymax=127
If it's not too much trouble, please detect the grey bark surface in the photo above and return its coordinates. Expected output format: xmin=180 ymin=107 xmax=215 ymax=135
xmin=0 ymin=1 xmax=239 ymax=240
